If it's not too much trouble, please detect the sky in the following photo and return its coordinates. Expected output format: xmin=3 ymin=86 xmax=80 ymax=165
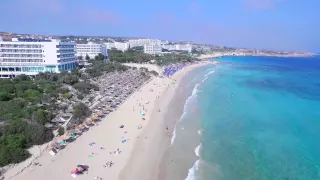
xmin=0 ymin=0 xmax=319 ymax=52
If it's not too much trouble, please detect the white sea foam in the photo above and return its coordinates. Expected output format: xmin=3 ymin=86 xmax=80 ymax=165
xmin=195 ymin=144 xmax=201 ymax=157
xmin=171 ymin=83 xmax=200 ymax=145
xmin=197 ymin=130 xmax=201 ymax=135
xmin=171 ymin=126 xmax=177 ymax=145
xmin=185 ymin=160 xmax=200 ymax=180
xmin=179 ymin=83 xmax=199 ymax=122
xmin=205 ymin=69 xmax=215 ymax=76
xmin=202 ymin=69 xmax=215 ymax=82
xmin=201 ymin=76 xmax=209 ymax=82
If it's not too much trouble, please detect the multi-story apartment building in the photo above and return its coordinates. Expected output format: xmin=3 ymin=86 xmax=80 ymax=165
xmin=76 ymin=43 xmax=108 ymax=59
xmin=144 ymin=44 xmax=162 ymax=54
xmin=128 ymin=39 xmax=161 ymax=48
xmin=0 ymin=38 xmax=77 ymax=78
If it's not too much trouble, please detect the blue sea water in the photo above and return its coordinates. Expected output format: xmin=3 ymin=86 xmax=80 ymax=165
xmin=175 ymin=56 xmax=320 ymax=180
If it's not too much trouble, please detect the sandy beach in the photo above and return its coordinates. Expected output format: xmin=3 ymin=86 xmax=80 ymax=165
xmin=2 ymin=61 xmax=213 ymax=180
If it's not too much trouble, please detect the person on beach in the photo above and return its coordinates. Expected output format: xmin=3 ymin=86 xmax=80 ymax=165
xmin=166 ymin=125 xmax=168 ymax=130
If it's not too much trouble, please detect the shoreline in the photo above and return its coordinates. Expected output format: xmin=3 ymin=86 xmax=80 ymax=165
xmin=198 ymin=53 xmax=317 ymax=60
xmin=2 ymin=61 xmax=214 ymax=180
xmin=119 ymin=62 xmax=215 ymax=180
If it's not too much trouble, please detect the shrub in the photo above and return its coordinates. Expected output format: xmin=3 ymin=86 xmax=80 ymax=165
xmin=58 ymin=127 xmax=65 ymax=136
xmin=72 ymin=103 xmax=90 ymax=124
xmin=88 ymin=97 xmax=95 ymax=102
xmin=62 ymin=93 xmax=73 ymax=99
xmin=77 ymin=94 xmax=84 ymax=100
xmin=0 ymin=134 xmax=31 ymax=166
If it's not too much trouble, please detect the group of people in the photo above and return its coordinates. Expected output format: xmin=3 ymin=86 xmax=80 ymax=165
xmin=162 ymin=62 xmax=195 ymax=77
xmin=102 ymin=161 xmax=114 ymax=168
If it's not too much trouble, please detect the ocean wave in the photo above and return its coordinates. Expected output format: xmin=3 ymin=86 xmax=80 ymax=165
xmin=195 ymin=144 xmax=201 ymax=157
xmin=185 ymin=160 xmax=200 ymax=180
xmin=171 ymin=126 xmax=177 ymax=145
xmin=201 ymin=76 xmax=209 ymax=82
xmin=171 ymin=83 xmax=200 ymax=145
xmin=202 ymin=68 xmax=215 ymax=82
xmin=180 ymin=83 xmax=200 ymax=122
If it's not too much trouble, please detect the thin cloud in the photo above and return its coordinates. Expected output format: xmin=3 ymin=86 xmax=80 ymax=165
xmin=244 ymin=0 xmax=285 ymax=10
xmin=75 ymin=10 xmax=124 ymax=24
xmin=1 ymin=0 xmax=63 ymax=13
xmin=188 ymin=1 xmax=202 ymax=14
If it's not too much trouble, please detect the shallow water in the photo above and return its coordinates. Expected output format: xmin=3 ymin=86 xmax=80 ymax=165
xmin=170 ymin=56 xmax=320 ymax=180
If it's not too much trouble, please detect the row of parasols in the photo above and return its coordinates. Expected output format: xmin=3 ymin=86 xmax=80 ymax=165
xmin=48 ymin=110 xmax=107 ymax=155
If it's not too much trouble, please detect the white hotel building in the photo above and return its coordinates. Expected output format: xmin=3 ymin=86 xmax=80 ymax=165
xmin=128 ymin=39 xmax=161 ymax=48
xmin=0 ymin=38 xmax=77 ymax=78
xmin=105 ymin=42 xmax=129 ymax=52
xmin=144 ymin=44 xmax=162 ymax=54
xmin=76 ymin=43 xmax=108 ymax=59
xmin=162 ymin=44 xmax=193 ymax=53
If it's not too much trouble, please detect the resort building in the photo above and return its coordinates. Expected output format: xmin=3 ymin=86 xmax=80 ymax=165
xmin=128 ymin=39 xmax=161 ymax=48
xmin=76 ymin=43 xmax=108 ymax=59
xmin=162 ymin=44 xmax=193 ymax=53
xmin=0 ymin=38 xmax=77 ymax=78
xmin=105 ymin=42 xmax=129 ymax=52
xmin=144 ymin=44 xmax=162 ymax=54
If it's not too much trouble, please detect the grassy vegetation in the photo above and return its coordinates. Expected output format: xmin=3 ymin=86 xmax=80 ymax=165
xmin=0 ymin=59 xmax=130 ymax=166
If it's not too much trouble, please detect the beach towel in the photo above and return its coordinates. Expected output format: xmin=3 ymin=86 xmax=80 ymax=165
xmin=89 ymin=142 xmax=96 ymax=146
xmin=121 ymin=137 xmax=127 ymax=143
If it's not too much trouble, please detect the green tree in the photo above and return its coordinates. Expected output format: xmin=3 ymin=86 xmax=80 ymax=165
xmin=62 ymin=93 xmax=73 ymax=99
xmin=85 ymin=54 xmax=90 ymax=60
xmin=94 ymin=53 xmax=105 ymax=61
xmin=0 ymin=134 xmax=30 ymax=166
xmin=72 ymin=103 xmax=90 ymax=122
xmin=58 ymin=127 xmax=65 ymax=136
xmin=32 ymin=109 xmax=51 ymax=125
xmin=0 ymin=92 xmax=13 ymax=101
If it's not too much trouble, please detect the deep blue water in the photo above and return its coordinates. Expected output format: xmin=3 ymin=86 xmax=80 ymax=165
xmin=179 ymin=56 xmax=320 ymax=180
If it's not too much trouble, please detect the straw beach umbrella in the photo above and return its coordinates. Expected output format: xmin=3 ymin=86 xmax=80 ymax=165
xmin=97 ymin=111 xmax=103 ymax=117
xmin=91 ymin=115 xmax=98 ymax=121
xmin=76 ymin=124 xmax=85 ymax=130
xmin=85 ymin=118 xmax=93 ymax=125
xmin=60 ymin=134 xmax=71 ymax=141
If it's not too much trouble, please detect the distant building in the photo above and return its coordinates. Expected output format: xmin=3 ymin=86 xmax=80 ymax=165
xmin=160 ymin=40 xmax=169 ymax=45
xmin=128 ymin=39 xmax=161 ymax=48
xmin=105 ymin=42 xmax=129 ymax=51
xmin=76 ymin=42 xmax=107 ymax=59
xmin=162 ymin=43 xmax=192 ymax=53
xmin=0 ymin=38 xmax=77 ymax=78
xmin=144 ymin=44 xmax=162 ymax=54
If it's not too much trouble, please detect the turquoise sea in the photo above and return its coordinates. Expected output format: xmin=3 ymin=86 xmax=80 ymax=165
xmin=170 ymin=56 xmax=320 ymax=180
